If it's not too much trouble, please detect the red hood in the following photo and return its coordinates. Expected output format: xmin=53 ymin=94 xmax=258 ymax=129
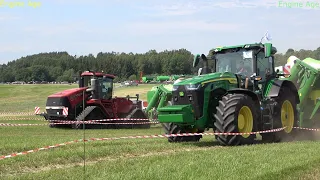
xmin=48 ymin=87 xmax=88 ymax=98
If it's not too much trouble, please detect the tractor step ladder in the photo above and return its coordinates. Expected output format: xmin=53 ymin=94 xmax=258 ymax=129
xmin=262 ymin=102 xmax=274 ymax=130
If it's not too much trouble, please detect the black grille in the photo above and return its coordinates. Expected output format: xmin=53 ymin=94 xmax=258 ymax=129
xmin=46 ymin=109 xmax=63 ymax=115
xmin=172 ymin=85 xmax=204 ymax=118
xmin=46 ymin=97 xmax=72 ymax=119
xmin=46 ymin=97 xmax=70 ymax=107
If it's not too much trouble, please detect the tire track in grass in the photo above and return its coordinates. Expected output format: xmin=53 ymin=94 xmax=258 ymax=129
xmin=2 ymin=146 xmax=224 ymax=177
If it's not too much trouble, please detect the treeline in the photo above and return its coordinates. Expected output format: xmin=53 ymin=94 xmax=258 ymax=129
xmin=0 ymin=49 xmax=197 ymax=83
xmin=0 ymin=47 xmax=320 ymax=83
xmin=274 ymin=47 xmax=320 ymax=67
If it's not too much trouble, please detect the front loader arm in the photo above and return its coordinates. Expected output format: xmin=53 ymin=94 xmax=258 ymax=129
xmin=146 ymin=84 xmax=173 ymax=112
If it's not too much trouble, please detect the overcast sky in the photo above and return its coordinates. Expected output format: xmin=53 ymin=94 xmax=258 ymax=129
xmin=0 ymin=0 xmax=319 ymax=64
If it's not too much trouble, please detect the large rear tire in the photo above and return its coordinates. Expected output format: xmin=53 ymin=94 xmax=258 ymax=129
xmin=162 ymin=123 xmax=202 ymax=142
xmin=214 ymin=94 xmax=257 ymax=146
xmin=261 ymin=86 xmax=298 ymax=143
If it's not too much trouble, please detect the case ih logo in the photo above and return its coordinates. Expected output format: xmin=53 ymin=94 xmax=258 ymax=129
xmin=70 ymin=92 xmax=83 ymax=101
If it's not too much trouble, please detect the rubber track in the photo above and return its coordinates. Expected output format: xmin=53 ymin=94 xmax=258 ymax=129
xmin=75 ymin=106 xmax=97 ymax=122
xmin=125 ymin=108 xmax=150 ymax=128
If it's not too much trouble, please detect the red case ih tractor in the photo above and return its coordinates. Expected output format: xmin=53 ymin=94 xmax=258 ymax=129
xmin=40 ymin=71 xmax=150 ymax=129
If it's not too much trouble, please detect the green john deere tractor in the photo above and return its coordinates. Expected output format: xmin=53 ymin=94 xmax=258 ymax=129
xmin=153 ymin=42 xmax=301 ymax=146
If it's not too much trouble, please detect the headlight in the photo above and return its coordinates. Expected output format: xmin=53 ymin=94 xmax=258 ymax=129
xmin=172 ymin=85 xmax=179 ymax=91
xmin=185 ymin=84 xmax=201 ymax=90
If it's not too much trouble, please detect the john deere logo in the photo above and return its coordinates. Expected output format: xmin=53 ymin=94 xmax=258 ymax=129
xmin=179 ymin=92 xmax=184 ymax=96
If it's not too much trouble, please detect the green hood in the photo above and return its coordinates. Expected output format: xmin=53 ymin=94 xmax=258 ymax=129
xmin=174 ymin=72 xmax=237 ymax=85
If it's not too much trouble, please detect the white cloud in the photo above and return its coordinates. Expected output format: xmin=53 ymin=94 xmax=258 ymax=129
xmin=0 ymin=13 xmax=21 ymax=21
xmin=139 ymin=0 xmax=278 ymax=17
xmin=0 ymin=44 xmax=30 ymax=53
xmin=51 ymin=0 xmax=132 ymax=6
xmin=140 ymin=0 xmax=320 ymax=18
xmin=217 ymin=0 xmax=276 ymax=8
xmin=126 ymin=20 xmax=241 ymax=36
xmin=50 ymin=0 xmax=320 ymax=11
xmin=141 ymin=2 xmax=199 ymax=17
xmin=23 ymin=22 xmax=93 ymax=36
xmin=51 ymin=0 xmax=100 ymax=4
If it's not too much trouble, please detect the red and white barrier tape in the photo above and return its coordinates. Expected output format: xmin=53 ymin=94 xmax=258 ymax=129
xmin=1 ymin=126 xmax=319 ymax=160
xmin=0 ymin=127 xmax=286 ymax=160
xmin=0 ymin=112 xmax=33 ymax=116
xmin=0 ymin=121 xmax=159 ymax=126
xmin=0 ymin=117 xmax=46 ymax=121
xmin=50 ymin=122 xmax=158 ymax=125
xmin=0 ymin=139 xmax=83 ymax=160
xmin=0 ymin=117 xmax=158 ymax=122
xmin=48 ymin=118 xmax=158 ymax=122
xmin=0 ymin=123 xmax=47 ymax=126
xmin=293 ymin=127 xmax=320 ymax=131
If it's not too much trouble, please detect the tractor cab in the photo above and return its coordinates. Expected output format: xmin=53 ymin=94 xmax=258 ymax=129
xmin=79 ymin=71 xmax=115 ymax=100
xmin=194 ymin=43 xmax=277 ymax=91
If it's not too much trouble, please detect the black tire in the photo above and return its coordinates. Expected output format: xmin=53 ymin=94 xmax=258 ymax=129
xmin=214 ymin=94 xmax=258 ymax=146
xmin=162 ymin=123 xmax=202 ymax=142
xmin=125 ymin=109 xmax=151 ymax=129
xmin=261 ymin=86 xmax=298 ymax=143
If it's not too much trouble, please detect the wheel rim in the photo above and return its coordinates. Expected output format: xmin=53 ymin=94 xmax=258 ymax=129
xmin=237 ymin=106 xmax=253 ymax=138
xmin=281 ymin=100 xmax=294 ymax=133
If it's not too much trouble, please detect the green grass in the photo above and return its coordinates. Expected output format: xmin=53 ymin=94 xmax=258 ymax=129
xmin=0 ymin=84 xmax=156 ymax=113
xmin=1 ymin=84 xmax=320 ymax=179
xmin=1 ymin=125 xmax=320 ymax=179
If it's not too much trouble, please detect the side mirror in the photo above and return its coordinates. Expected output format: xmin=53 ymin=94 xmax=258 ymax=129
xmin=198 ymin=68 xmax=203 ymax=76
xmin=193 ymin=54 xmax=200 ymax=67
xmin=264 ymin=43 xmax=272 ymax=57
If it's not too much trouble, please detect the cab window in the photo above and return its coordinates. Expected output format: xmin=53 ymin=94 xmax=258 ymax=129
xmin=102 ymin=77 xmax=113 ymax=99
xmin=256 ymin=52 xmax=273 ymax=82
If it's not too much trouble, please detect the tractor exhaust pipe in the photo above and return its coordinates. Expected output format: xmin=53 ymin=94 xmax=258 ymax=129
xmin=193 ymin=54 xmax=211 ymax=75
xmin=78 ymin=71 xmax=83 ymax=87
xmin=201 ymin=54 xmax=209 ymax=74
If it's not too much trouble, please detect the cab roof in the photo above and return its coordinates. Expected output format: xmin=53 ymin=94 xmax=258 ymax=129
xmin=81 ymin=72 xmax=115 ymax=79
xmin=212 ymin=43 xmax=277 ymax=54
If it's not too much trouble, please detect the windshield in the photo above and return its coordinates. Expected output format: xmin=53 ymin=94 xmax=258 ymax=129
xmin=102 ymin=77 xmax=113 ymax=99
xmin=215 ymin=49 xmax=254 ymax=77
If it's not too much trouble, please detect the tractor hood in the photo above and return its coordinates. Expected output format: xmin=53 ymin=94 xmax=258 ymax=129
xmin=48 ymin=87 xmax=88 ymax=98
xmin=174 ymin=72 xmax=237 ymax=86
xmin=46 ymin=87 xmax=89 ymax=108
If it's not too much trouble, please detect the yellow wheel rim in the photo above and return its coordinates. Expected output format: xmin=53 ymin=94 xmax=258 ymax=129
xmin=237 ymin=106 xmax=253 ymax=138
xmin=281 ymin=100 xmax=294 ymax=133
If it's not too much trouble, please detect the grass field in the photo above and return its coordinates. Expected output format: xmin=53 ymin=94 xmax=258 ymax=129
xmin=1 ymin=84 xmax=320 ymax=179
xmin=0 ymin=83 xmax=155 ymax=113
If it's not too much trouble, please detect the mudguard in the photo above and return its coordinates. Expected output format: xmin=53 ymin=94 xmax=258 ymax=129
xmin=228 ymin=88 xmax=260 ymax=107
xmin=228 ymin=88 xmax=260 ymax=101
xmin=266 ymin=80 xmax=300 ymax=103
